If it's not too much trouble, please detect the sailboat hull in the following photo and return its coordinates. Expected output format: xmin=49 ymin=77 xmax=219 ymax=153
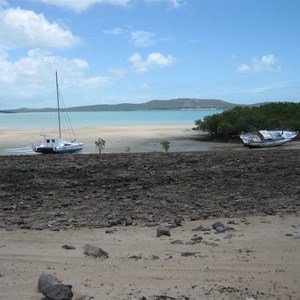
xmin=33 ymin=146 xmax=56 ymax=154
xmin=54 ymin=143 xmax=84 ymax=154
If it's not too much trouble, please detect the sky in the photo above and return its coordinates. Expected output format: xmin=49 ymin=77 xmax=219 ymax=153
xmin=0 ymin=0 xmax=299 ymax=109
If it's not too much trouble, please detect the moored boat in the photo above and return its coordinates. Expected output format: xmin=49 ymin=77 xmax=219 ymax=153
xmin=34 ymin=137 xmax=83 ymax=154
xmin=240 ymin=130 xmax=297 ymax=148
xmin=33 ymin=72 xmax=83 ymax=154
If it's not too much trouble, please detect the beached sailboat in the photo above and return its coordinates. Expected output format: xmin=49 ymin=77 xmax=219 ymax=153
xmin=33 ymin=72 xmax=84 ymax=154
xmin=240 ymin=130 xmax=297 ymax=148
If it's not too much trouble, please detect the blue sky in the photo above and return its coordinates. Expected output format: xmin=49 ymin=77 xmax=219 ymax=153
xmin=0 ymin=0 xmax=299 ymax=109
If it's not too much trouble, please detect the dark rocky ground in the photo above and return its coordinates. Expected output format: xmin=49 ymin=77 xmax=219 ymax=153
xmin=0 ymin=149 xmax=299 ymax=230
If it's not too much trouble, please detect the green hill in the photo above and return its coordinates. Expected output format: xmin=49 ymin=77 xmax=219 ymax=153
xmin=2 ymin=98 xmax=236 ymax=113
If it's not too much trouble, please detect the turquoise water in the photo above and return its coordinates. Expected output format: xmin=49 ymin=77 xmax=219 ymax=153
xmin=0 ymin=109 xmax=223 ymax=130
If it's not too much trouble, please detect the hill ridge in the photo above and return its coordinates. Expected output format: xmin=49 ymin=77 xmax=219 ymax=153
xmin=2 ymin=98 xmax=236 ymax=113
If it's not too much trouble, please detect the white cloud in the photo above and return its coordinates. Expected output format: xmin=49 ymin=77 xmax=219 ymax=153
xmin=237 ymin=64 xmax=251 ymax=73
xmin=36 ymin=0 xmax=130 ymax=12
xmin=0 ymin=7 xmax=79 ymax=49
xmin=0 ymin=48 xmax=88 ymax=84
xmin=128 ymin=52 xmax=174 ymax=73
xmin=144 ymin=0 xmax=185 ymax=9
xmin=104 ymin=26 xmax=171 ymax=48
xmin=130 ymin=31 xmax=156 ymax=47
xmin=36 ymin=0 xmax=184 ymax=11
xmin=0 ymin=48 xmax=115 ymax=108
xmin=253 ymin=54 xmax=281 ymax=72
xmin=237 ymin=54 xmax=281 ymax=73
xmin=103 ymin=27 xmax=125 ymax=35
xmin=80 ymin=75 xmax=111 ymax=87
xmin=167 ymin=0 xmax=185 ymax=9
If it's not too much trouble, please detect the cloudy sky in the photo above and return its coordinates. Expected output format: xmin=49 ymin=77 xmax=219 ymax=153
xmin=0 ymin=0 xmax=299 ymax=109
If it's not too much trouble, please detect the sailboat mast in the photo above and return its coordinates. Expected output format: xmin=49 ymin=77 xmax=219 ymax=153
xmin=55 ymin=71 xmax=62 ymax=138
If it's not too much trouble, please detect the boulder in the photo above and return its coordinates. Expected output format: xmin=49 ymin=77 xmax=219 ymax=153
xmin=212 ymin=221 xmax=235 ymax=233
xmin=156 ymin=225 xmax=171 ymax=237
xmin=173 ymin=216 xmax=182 ymax=226
xmin=41 ymin=284 xmax=73 ymax=300
xmin=38 ymin=273 xmax=57 ymax=292
xmin=212 ymin=221 xmax=226 ymax=233
xmin=83 ymin=244 xmax=109 ymax=258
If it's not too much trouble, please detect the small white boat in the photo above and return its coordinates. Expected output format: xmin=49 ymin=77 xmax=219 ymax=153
xmin=34 ymin=136 xmax=83 ymax=154
xmin=240 ymin=130 xmax=297 ymax=148
xmin=33 ymin=72 xmax=83 ymax=154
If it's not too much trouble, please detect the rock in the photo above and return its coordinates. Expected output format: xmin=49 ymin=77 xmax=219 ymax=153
xmin=20 ymin=224 xmax=32 ymax=230
xmin=181 ymin=251 xmax=202 ymax=257
xmin=125 ymin=217 xmax=133 ymax=226
xmin=108 ymin=217 xmax=122 ymax=226
xmin=191 ymin=236 xmax=203 ymax=244
xmin=41 ymin=284 xmax=73 ymax=300
xmin=156 ymin=225 xmax=171 ymax=237
xmin=83 ymin=244 xmax=109 ymax=258
xmin=203 ymin=241 xmax=219 ymax=247
xmin=263 ymin=208 xmax=275 ymax=215
xmin=192 ymin=225 xmax=203 ymax=231
xmin=225 ymin=226 xmax=235 ymax=232
xmin=212 ymin=221 xmax=226 ymax=232
xmin=212 ymin=221 xmax=235 ymax=233
xmin=33 ymin=224 xmax=47 ymax=230
xmin=62 ymin=245 xmax=76 ymax=250
xmin=173 ymin=216 xmax=182 ymax=226
xmin=170 ymin=239 xmax=184 ymax=245
xmin=224 ymin=233 xmax=235 ymax=239
xmin=38 ymin=273 xmax=58 ymax=292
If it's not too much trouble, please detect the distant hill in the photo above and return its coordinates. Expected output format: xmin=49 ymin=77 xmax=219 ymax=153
xmin=2 ymin=98 xmax=237 ymax=113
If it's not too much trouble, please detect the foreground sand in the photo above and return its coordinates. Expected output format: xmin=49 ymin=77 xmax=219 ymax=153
xmin=0 ymin=214 xmax=299 ymax=299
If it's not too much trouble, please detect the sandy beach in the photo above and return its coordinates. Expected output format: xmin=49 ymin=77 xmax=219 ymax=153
xmin=0 ymin=125 xmax=244 ymax=155
xmin=1 ymin=215 xmax=299 ymax=300
xmin=1 ymin=125 xmax=300 ymax=155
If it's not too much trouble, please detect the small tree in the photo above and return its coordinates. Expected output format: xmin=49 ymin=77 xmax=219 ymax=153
xmin=95 ymin=138 xmax=106 ymax=154
xmin=160 ymin=139 xmax=170 ymax=153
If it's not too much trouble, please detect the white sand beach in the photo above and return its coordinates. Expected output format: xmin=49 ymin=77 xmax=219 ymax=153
xmin=0 ymin=215 xmax=299 ymax=299
xmin=1 ymin=125 xmax=300 ymax=155
xmin=0 ymin=125 xmax=240 ymax=155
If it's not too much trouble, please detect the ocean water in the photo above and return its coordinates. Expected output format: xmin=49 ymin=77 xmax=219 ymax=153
xmin=0 ymin=109 xmax=223 ymax=130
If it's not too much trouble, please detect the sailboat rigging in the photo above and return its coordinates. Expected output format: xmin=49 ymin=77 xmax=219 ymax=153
xmin=33 ymin=71 xmax=84 ymax=154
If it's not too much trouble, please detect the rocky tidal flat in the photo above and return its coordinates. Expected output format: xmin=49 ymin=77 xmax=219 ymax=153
xmin=0 ymin=149 xmax=299 ymax=230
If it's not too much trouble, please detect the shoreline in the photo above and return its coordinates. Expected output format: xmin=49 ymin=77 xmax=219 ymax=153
xmin=1 ymin=124 xmax=300 ymax=155
xmin=0 ymin=124 xmax=243 ymax=155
